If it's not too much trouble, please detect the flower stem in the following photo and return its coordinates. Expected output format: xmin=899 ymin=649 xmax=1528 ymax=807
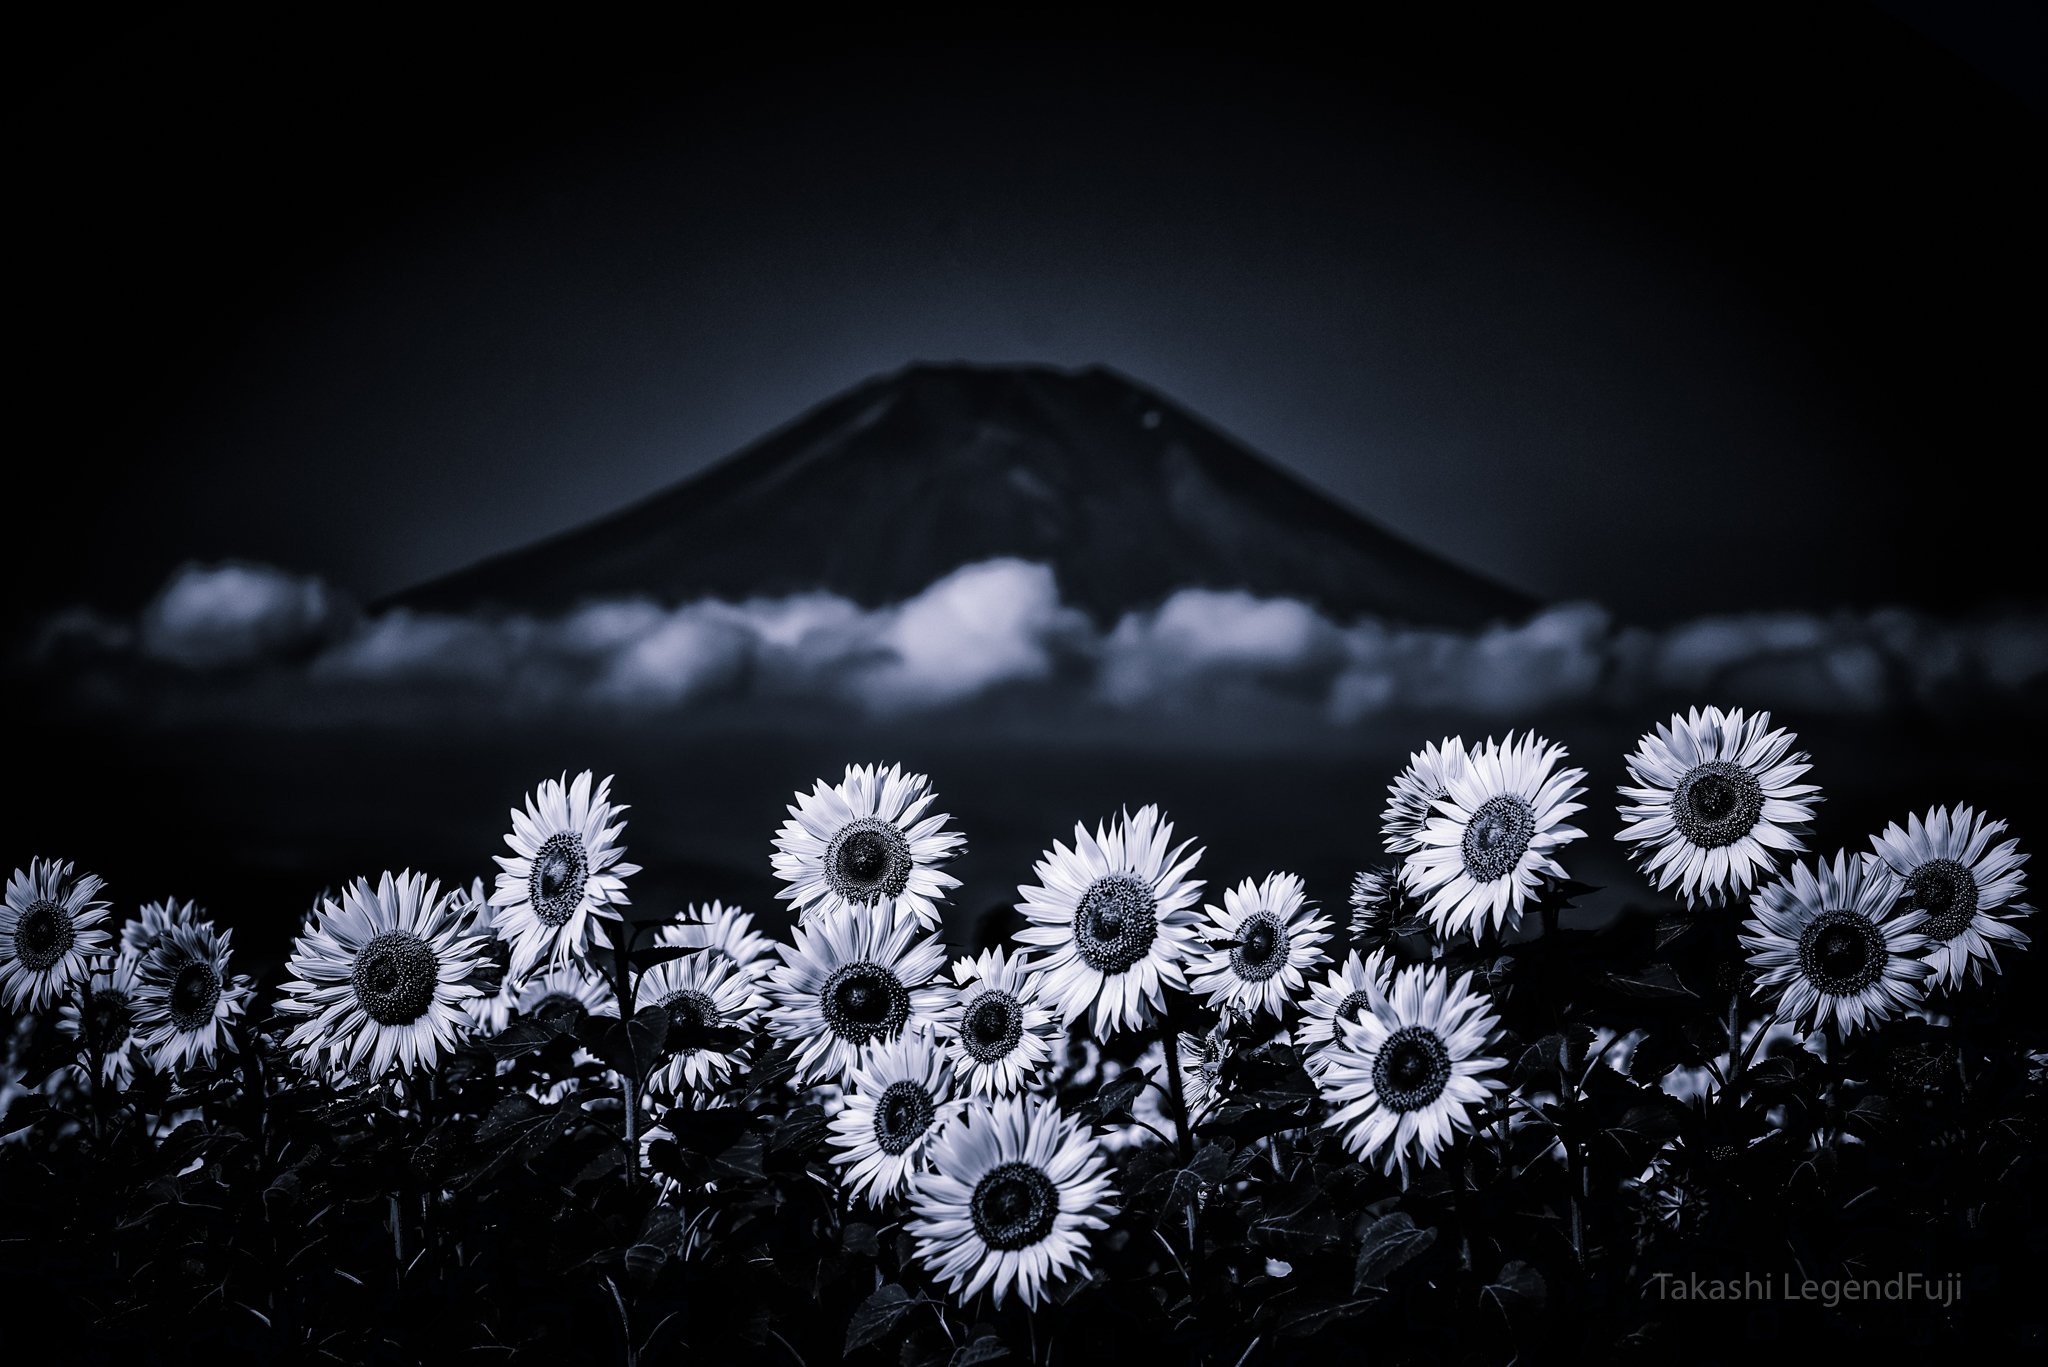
xmin=1159 ymin=1018 xmax=1193 ymax=1165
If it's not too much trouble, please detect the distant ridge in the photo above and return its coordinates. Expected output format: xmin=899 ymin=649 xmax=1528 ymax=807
xmin=397 ymin=363 xmax=1530 ymax=626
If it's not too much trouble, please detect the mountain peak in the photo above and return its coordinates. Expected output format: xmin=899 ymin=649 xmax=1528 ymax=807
xmin=398 ymin=364 xmax=1528 ymax=626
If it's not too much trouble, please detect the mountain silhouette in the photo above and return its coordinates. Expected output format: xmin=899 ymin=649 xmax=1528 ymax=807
xmin=398 ymin=364 xmax=1528 ymax=625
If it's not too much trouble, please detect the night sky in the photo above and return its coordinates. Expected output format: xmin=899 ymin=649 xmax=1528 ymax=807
xmin=15 ymin=8 xmax=2043 ymax=630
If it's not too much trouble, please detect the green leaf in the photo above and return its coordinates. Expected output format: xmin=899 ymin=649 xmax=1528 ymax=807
xmin=846 ymin=1283 xmax=918 ymax=1354
xmin=1353 ymin=1210 xmax=1437 ymax=1293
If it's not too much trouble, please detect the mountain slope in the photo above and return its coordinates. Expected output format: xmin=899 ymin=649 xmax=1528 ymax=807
xmin=398 ymin=364 xmax=1529 ymax=626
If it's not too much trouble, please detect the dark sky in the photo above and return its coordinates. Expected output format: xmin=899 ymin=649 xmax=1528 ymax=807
xmin=14 ymin=8 xmax=2043 ymax=628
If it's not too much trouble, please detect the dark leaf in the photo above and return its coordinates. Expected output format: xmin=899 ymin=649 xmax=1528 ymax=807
xmin=1480 ymin=1260 xmax=1547 ymax=1319
xmin=769 ymin=1104 xmax=830 ymax=1154
xmin=1353 ymin=1211 xmax=1437 ymax=1293
xmin=1600 ymin=963 xmax=1696 ymax=1000
xmin=846 ymin=1283 xmax=919 ymax=1354
xmin=949 ymin=1338 xmax=1009 ymax=1366
xmin=1653 ymin=912 xmax=1697 ymax=949
xmin=842 ymin=1222 xmax=881 ymax=1258
xmin=1074 ymin=1068 xmax=1152 ymax=1126
xmin=482 ymin=1015 xmax=576 ymax=1060
xmin=477 ymin=1093 xmax=544 ymax=1144
xmin=630 ymin=943 xmax=699 ymax=972
xmin=624 ymin=1242 xmax=669 ymax=1283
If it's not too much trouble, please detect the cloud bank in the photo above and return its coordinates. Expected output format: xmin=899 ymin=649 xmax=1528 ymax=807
xmin=28 ymin=559 xmax=2048 ymax=727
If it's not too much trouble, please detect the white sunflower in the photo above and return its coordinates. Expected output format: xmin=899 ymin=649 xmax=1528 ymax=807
xmin=1617 ymin=706 xmax=1820 ymax=908
xmin=765 ymin=906 xmax=950 ymax=1086
xmin=637 ymin=951 xmax=768 ymax=1097
xmin=57 ymin=953 xmax=145 ymax=1088
xmin=1867 ymin=803 xmax=2033 ymax=991
xmin=1740 ymin=850 xmax=1930 ymax=1038
xmin=1013 ymin=806 xmax=1206 ymax=1040
xmin=771 ymin=763 xmax=966 ymax=931
xmin=1382 ymin=736 xmax=1467 ymax=853
xmin=1298 ymin=949 xmax=1393 ymax=1076
xmin=1177 ymin=1020 xmax=1233 ymax=1126
xmin=1349 ymin=863 xmax=1429 ymax=948
xmin=1 ymin=858 xmax=114 ymax=1013
xmin=907 ymin=1094 xmax=1118 ymax=1309
xmin=655 ymin=901 xmax=776 ymax=975
xmin=490 ymin=771 xmax=642 ymax=978
xmin=1404 ymin=732 xmax=1587 ymax=941
xmin=131 ymin=921 xmax=251 ymax=1071
xmin=121 ymin=896 xmax=206 ymax=959
xmin=280 ymin=871 xmax=494 ymax=1079
xmin=516 ymin=962 xmax=618 ymax=1023
xmin=1187 ymin=872 xmax=1331 ymax=1021
xmin=1316 ymin=961 xmax=1508 ymax=1183
xmin=937 ymin=947 xmax=1061 ymax=1098
xmin=826 ymin=1031 xmax=966 ymax=1206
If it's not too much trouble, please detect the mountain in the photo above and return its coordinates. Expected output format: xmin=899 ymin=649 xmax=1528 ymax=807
xmin=397 ymin=364 xmax=1529 ymax=626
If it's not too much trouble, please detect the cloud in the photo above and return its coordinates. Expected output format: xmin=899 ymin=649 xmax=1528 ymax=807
xmin=137 ymin=562 xmax=342 ymax=668
xmin=26 ymin=559 xmax=2048 ymax=728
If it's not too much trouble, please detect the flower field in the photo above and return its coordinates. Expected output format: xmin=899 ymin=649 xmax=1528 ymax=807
xmin=2 ymin=710 xmax=2041 ymax=1362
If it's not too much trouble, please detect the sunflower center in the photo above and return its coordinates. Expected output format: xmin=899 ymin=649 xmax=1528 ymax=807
xmin=970 ymin=1161 xmax=1060 ymax=1251
xmin=351 ymin=930 xmax=440 ymax=1026
xmin=825 ymin=817 xmax=913 ymax=903
xmin=1330 ymin=988 xmax=1372 ymax=1044
xmin=662 ymin=988 xmax=719 ymax=1051
xmin=872 ymin=1079 xmax=937 ymax=1155
xmin=89 ymin=988 xmax=133 ymax=1047
xmin=1073 ymin=874 xmax=1159 ymax=974
xmin=166 ymin=958 xmax=223 ymax=1030
xmin=1796 ymin=909 xmax=1886 ymax=996
xmin=963 ymin=991 xmax=1024 ymax=1061
xmin=1372 ymin=1025 xmax=1453 ymax=1111
xmin=13 ymin=901 xmax=75 ymax=972
xmin=1228 ymin=911 xmax=1289 ymax=982
xmin=1906 ymin=858 xmax=1979 ymax=942
xmin=529 ymin=991 xmax=588 ymax=1025
xmin=1672 ymin=762 xmax=1764 ymax=849
xmin=822 ymin=961 xmax=911 ymax=1042
xmin=529 ymin=832 xmax=590 ymax=927
xmin=1460 ymin=795 xmax=1536 ymax=883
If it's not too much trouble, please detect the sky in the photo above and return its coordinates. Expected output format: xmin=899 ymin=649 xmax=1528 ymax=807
xmin=13 ymin=10 xmax=2044 ymax=629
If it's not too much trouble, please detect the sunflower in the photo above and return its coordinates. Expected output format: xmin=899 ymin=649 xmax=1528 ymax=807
xmin=772 ymin=763 xmax=966 ymax=930
xmin=766 ymin=906 xmax=950 ymax=1086
xmin=516 ymin=962 xmax=618 ymax=1024
xmin=1867 ymin=804 xmax=2033 ymax=991
xmin=490 ymin=771 xmax=642 ymax=977
xmin=937 ymin=947 xmax=1061 ymax=1098
xmin=280 ymin=871 xmax=494 ymax=1079
xmin=907 ymin=1095 xmax=1117 ymax=1309
xmin=1298 ymin=949 xmax=1393 ymax=1076
xmin=1348 ymin=864 xmax=1429 ymax=950
xmin=826 ymin=1031 xmax=966 ymax=1206
xmin=1382 ymin=736 xmax=1467 ymax=854
xmin=1 ymin=859 xmax=114 ymax=1013
xmin=1740 ymin=851 xmax=1930 ymax=1038
xmin=1404 ymin=732 xmax=1587 ymax=941
xmin=1316 ymin=961 xmax=1507 ymax=1183
xmin=1616 ymin=706 xmax=1820 ymax=908
xmin=1014 ymin=806 xmax=1206 ymax=1040
xmin=121 ymin=896 xmax=206 ymax=959
xmin=654 ymin=901 xmax=776 ymax=975
xmin=637 ymin=951 xmax=768 ymax=1096
xmin=1176 ymin=1021 xmax=1233 ymax=1125
xmin=131 ymin=922 xmax=251 ymax=1071
xmin=57 ymin=953 xmax=145 ymax=1087
xmin=1186 ymin=872 xmax=1331 ymax=1021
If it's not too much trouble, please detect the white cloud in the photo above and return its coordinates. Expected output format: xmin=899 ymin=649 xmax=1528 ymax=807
xmin=34 ymin=559 xmax=2048 ymax=726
